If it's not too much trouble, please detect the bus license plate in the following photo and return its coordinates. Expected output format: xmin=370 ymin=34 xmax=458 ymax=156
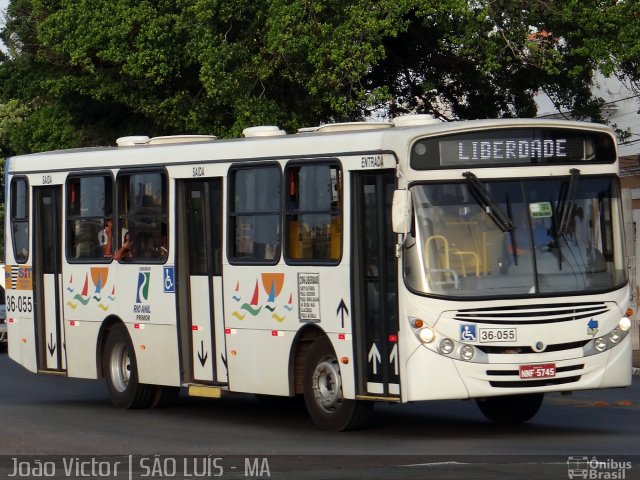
xmin=519 ymin=363 xmax=556 ymax=379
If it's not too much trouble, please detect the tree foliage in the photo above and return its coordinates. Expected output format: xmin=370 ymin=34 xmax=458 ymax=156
xmin=0 ymin=0 xmax=638 ymax=155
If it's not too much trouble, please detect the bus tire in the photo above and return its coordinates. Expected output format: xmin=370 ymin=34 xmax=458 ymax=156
xmin=150 ymin=386 xmax=180 ymax=408
xmin=303 ymin=336 xmax=372 ymax=431
xmin=476 ymin=393 xmax=544 ymax=423
xmin=103 ymin=323 xmax=154 ymax=409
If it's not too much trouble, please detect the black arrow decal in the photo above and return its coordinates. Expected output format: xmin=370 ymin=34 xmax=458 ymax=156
xmin=337 ymin=299 xmax=349 ymax=329
xmin=221 ymin=354 xmax=227 ymax=371
xmin=197 ymin=341 xmax=208 ymax=367
xmin=47 ymin=333 xmax=56 ymax=357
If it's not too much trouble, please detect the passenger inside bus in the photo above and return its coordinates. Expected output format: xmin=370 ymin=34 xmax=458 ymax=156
xmin=98 ymin=219 xmax=113 ymax=257
xmin=154 ymin=224 xmax=168 ymax=259
xmin=114 ymin=232 xmax=134 ymax=261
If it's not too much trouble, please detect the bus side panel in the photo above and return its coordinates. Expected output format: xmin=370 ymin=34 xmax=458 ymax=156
xmin=64 ymin=320 xmax=100 ymax=379
xmin=114 ymin=264 xmax=181 ymax=387
xmin=130 ymin=324 xmax=181 ymax=387
xmin=61 ymin=263 xmax=181 ymax=386
xmin=6 ymin=264 xmax=38 ymax=374
xmin=223 ymin=265 xmax=357 ymax=398
xmin=404 ymin=345 xmax=473 ymax=401
xmin=225 ymin=332 xmax=356 ymax=397
xmin=224 ymin=268 xmax=296 ymax=396
xmin=62 ymin=264 xmax=114 ymax=379
xmin=599 ymin=335 xmax=633 ymax=388
xmin=226 ymin=329 xmax=292 ymax=395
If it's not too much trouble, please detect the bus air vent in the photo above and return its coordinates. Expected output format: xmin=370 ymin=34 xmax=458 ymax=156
xmin=392 ymin=114 xmax=442 ymax=127
xmin=453 ymin=302 xmax=609 ymax=325
xmin=116 ymin=136 xmax=150 ymax=146
xmin=298 ymin=122 xmax=392 ymax=133
xmin=147 ymin=135 xmax=217 ymax=145
xmin=242 ymin=126 xmax=286 ymax=137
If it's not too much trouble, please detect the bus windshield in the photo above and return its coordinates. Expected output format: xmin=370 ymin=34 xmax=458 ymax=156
xmin=404 ymin=175 xmax=627 ymax=298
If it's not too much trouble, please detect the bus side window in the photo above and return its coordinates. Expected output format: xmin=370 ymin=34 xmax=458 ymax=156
xmin=66 ymin=175 xmax=113 ymax=262
xmin=228 ymin=165 xmax=281 ymax=263
xmin=10 ymin=177 xmax=30 ymax=263
xmin=117 ymin=171 xmax=167 ymax=262
xmin=285 ymin=162 xmax=342 ymax=263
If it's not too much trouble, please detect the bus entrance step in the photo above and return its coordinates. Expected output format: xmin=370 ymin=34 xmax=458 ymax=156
xmin=356 ymin=395 xmax=401 ymax=402
xmin=36 ymin=369 xmax=67 ymax=376
xmin=187 ymin=384 xmax=226 ymax=399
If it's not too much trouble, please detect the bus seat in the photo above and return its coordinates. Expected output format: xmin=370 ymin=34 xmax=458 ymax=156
xmin=439 ymin=219 xmax=481 ymax=277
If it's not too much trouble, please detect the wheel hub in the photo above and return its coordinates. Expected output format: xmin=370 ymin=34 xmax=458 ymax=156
xmin=109 ymin=343 xmax=131 ymax=393
xmin=312 ymin=358 xmax=343 ymax=413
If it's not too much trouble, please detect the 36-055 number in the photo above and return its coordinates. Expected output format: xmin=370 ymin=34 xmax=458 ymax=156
xmin=479 ymin=328 xmax=517 ymax=343
xmin=6 ymin=294 xmax=33 ymax=313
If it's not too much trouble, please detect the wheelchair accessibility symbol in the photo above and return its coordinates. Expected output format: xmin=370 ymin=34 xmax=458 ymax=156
xmin=460 ymin=324 xmax=477 ymax=342
xmin=163 ymin=266 xmax=175 ymax=293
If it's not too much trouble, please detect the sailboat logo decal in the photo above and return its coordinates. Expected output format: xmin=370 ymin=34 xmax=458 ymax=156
xmin=231 ymin=273 xmax=293 ymax=322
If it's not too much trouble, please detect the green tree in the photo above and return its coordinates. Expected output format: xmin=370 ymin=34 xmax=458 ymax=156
xmin=0 ymin=0 xmax=638 ymax=154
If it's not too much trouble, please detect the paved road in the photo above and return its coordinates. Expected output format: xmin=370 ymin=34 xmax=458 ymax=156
xmin=0 ymin=349 xmax=638 ymax=479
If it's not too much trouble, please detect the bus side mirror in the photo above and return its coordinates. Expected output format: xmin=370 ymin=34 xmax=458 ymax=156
xmin=392 ymin=189 xmax=408 ymax=234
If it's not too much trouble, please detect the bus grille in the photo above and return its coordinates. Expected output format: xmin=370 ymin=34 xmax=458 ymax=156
xmin=453 ymin=302 xmax=609 ymax=325
xmin=489 ymin=376 xmax=581 ymax=388
xmin=476 ymin=340 xmax=590 ymax=355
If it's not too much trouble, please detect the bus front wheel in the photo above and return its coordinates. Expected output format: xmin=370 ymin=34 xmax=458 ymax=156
xmin=476 ymin=393 xmax=544 ymax=423
xmin=303 ymin=336 xmax=372 ymax=431
xmin=102 ymin=323 xmax=154 ymax=409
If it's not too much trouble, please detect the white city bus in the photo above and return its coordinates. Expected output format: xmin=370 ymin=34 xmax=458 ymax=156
xmin=4 ymin=115 xmax=633 ymax=430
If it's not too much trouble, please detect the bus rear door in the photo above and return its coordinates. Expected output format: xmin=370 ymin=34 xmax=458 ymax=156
xmin=176 ymin=178 xmax=226 ymax=384
xmin=33 ymin=186 xmax=66 ymax=372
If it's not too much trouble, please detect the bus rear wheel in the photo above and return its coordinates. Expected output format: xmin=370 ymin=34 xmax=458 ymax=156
xmin=476 ymin=393 xmax=544 ymax=423
xmin=150 ymin=386 xmax=180 ymax=408
xmin=303 ymin=336 xmax=372 ymax=431
xmin=102 ymin=323 xmax=154 ymax=409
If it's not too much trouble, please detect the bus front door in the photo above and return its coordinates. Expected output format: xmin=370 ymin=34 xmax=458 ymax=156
xmin=352 ymin=171 xmax=400 ymax=399
xmin=177 ymin=179 xmax=226 ymax=384
xmin=33 ymin=186 xmax=66 ymax=372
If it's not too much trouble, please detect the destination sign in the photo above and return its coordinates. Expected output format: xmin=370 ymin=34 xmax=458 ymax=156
xmin=410 ymin=128 xmax=616 ymax=169
xmin=452 ymin=138 xmax=567 ymax=162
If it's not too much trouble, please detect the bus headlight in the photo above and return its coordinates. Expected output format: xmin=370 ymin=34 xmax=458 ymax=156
xmin=439 ymin=338 xmax=454 ymax=355
xmin=460 ymin=344 xmax=475 ymax=361
xmin=418 ymin=327 xmax=435 ymax=344
xmin=618 ymin=317 xmax=631 ymax=332
xmin=594 ymin=338 xmax=608 ymax=352
xmin=584 ymin=322 xmax=631 ymax=357
xmin=608 ymin=329 xmax=622 ymax=344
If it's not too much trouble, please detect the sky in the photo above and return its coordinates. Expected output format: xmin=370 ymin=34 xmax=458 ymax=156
xmin=0 ymin=0 xmax=7 ymax=52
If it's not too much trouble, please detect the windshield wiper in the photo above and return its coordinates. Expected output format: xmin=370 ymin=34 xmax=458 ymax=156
xmin=462 ymin=172 xmax=514 ymax=233
xmin=557 ymin=168 xmax=581 ymax=235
